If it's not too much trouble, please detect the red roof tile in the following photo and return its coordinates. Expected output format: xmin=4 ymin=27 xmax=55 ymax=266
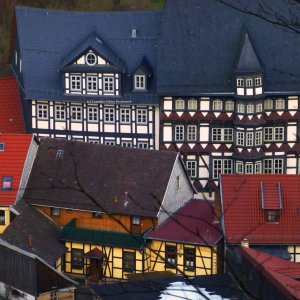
xmin=0 ymin=134 xmax=33 ymax=206
xmin=241 ymin=247 xmax=300 ymax=300
xmin=0 ymin=77 xmax=25 ymax=133
xmin=145 ymin=199 xmax=222 ymax=245
xmin=220 ymin=174 xmax=300 ymax=244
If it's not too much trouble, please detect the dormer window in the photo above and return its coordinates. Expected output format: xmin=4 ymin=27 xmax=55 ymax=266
xmin=85 ymin=53 xmax=97 ymax=66
xmin=0 ymin=143 xmax=4 ymax=151
xmin=70 ymin=75 xmax=82 ymax=92
xmin=134 ymin=75 xmax=146 ymax=90
xmin=265 ymin=210 xmax=280 ymax=223
xmin=2 ymin=176 xmax=12 ymax=191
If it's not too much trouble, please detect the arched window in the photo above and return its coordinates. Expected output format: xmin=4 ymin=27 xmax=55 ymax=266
xmin=225 ymin=100 xmax=234 ymax=111
xmin=175 ymin=99 xmax=185 ymax=110
xmin=264 ymin=99 xmax=273 ymax=110
xmin=188 ymin=99 xmax=197 ymax=110
xmin=212 ymin=99 xmax=222 ymax=111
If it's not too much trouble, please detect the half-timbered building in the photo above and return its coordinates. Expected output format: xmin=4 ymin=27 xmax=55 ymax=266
xmin=11 ymin=6 xmax=161 ymax=149
xmin=158 ymin=0 xmax=300 ymax=196
xmin=23 ymin=138 xmax=195 ymax=280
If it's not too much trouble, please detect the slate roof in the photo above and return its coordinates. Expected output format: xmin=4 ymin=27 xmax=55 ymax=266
xmin=157 ymin=0 xmax=300 ymax=95
xmin=145 ymin=199 xmax=222 ymax=245
xmin=1 ymin=200 xmax=66 ymax=266
xmin=0 ymin=77 xmax=25 ymax=133
xmin=14 ymin=6 xmax=162 ymax=105
xmin=24 ymin=138 xmax=180 ymax=218
xmin=241 ymin=247 xmax=300 ymax=300
xmin=0 ymin=134 xmax=33 ymax=206
xmin=220 ymin=174 xmax=300 ymax=244
xmin=62 ymin=219 xmax=148 ymax=250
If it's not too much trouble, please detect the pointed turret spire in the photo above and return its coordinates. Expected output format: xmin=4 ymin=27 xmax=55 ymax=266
xmin=236 ymin=31 xmax=262 ymax=73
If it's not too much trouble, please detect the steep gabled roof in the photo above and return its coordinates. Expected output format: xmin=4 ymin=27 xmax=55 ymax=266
xmin=60 ymin=33 xmax=126 ymax=72
xmin=1 ymin=200 xmax=66 ymax=266
xmin=0 ymin=77 xmax=25 ymax=133
xmin=220 ymin=174 xmax=300 ymax=244
xmin=235 ymin=31 xmax=263 ymax=73
xmin=145 ymin=199 xmax=222 ymax=245
xmin=14 ymin=6 xmax=162 ymax=104
xmin=157 ymin=0 xmax=300 ymax=95
xmin=241 ymin=247 xmax=300 ymax=300
xmin=24 ymin=138 xmax=182 ymax=218
xmin=0 ymin=134 xmax=34 ymax=206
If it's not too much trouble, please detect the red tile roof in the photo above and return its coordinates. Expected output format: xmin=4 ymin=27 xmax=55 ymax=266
xmin=0 ymin=77 xmax=25 ymax=133
xmin=220 ymin=174 xmax=300 ymax=244
xmin=241 ymin=247 xmax=300 ymax=300
xmin=0 ymin=134 xmax=33 ymax=206
xmin=145 ymin=199 xmax=222 ymax=245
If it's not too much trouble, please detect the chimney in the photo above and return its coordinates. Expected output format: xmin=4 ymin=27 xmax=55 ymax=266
xmin=28 ymin=235 xmax=32 ymax=248
xmin=241 ymin=238 xmax=249 ymax=248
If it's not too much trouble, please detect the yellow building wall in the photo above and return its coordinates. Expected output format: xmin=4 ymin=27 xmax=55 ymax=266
xmin=65 ymin=241 xmax=147 ymax=279
xmin=148 ymin=240 xmax=217 ymax=276
xmin=0 ymin=207 xmax=11 ymax=234
xmin=38 ymin=289 xmax=74 ymax=300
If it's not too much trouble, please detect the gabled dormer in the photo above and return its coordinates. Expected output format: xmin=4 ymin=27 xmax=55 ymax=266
xmin=60 ymin=33 xmax=126 ymax=96
xmin=132 ymin=57 xmax=153 ymax=91
xmin=234 ymin=31 xmax=264 ymax=97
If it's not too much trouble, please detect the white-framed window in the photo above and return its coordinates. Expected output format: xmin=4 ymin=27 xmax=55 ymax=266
xmin=264 ymin=127 xmax=273 ymax=142
xmin=132 ymin=216 xmax=140 ymax=225
xmin=255 ymin=77 xmax=262 ymax=86
xmin=245 ymin=164 xmax=253 ymax=174
xmin=237 ymin=78 xmax=244 ymax=87
xmin=237 ymin=104 xmax=245 ymax=113
xmin=186 ymin=161 xmax=197 ymax=178
xmin=55 ymin=104 xmax=65 ymax=121
xmin=212 ymin=99 xmax=222 ymax=110
xmin=264 ymin=127 xmax=284 ymax=142
xmin=264 ymin=99 xmax=273 ymax=110
xmin=255 ymin=162 xmax=262 ymax=174
xmin=255 ymin=131 xmax=262 ymax=145
xmin=246 ymin=78 xmax=253 ymax=87
xmin=121 ymin=141 xmax=132 ymax=148
xmin=86 ymin=75 xmax=98 ymax=92
xmin=236 ymin=132 xmax=244 ymax=146
xmin=134 ymin=75 xmax=146 ymax=90
xmin=88 ymin=139 xmax=99 ymax=144
xmin=188 ymin=99 xmax=197 ymax=110
xmin=175 ymin=99 xmax=185 ymax=110
xmin=212 ymin=128 xmax=233 ymax=142
xmin=256 ymin=103 xmax=263 ymax=113
xmin=213 ymin=159 xmax=233 ymax=179
xmin=175 ymin=125 xmax=184 ymax=141
xmin=225 ymin=100 xmax=234 ymax=111
xmin=86 ymin=52 xmax=97 ymax=66
xmin=137 ymin=142 xmax=148 ymax=149
xmin=246 ymin=132 xmax=253 ymax=146
xmin=70 ymin=106 xmax=82 ymax=121
xmin=275 ymin=99 xmax=285 ymax=110
xmin=187 ymin=125 xmax=197 ymax=141
xmin=136 ymin=109 xmax=147 ymax=124
xmin=247 ymin=104 xmax=254 ymax=114
xmin=274 ymin=127 xmax=284 ymax=141
xmin=104 ymin=107 xmax=115 ymax=123
xmin=88 ymin=107 xmax=98 ymax=122
xmin=37 ymin=104 xmax=48 ymax=120
xmin=236 ymin=161 xmax=243 ymax=174
xmin=103 ymin=76 xmax=114 ymax=93
xmin=263 ymin=158 xmax=283 ymax=174
xmin=120 ymin=108 xmax=131 ymax=124
xmin=70 ymin=74 xmax=82 ymax=91
xmin=105 ymin=140 xmax=116 ymax=146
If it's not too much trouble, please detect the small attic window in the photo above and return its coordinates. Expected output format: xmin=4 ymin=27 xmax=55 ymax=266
xmin=86 ymin=53 xmax=96 ymax=66
xmin=131 ymin=28 xmax=137 ymax=38
xmin=134 ymin=75 xmax=146 ymax=90
xmin=0 ymin=143 xmax=4 ymax=151
xmin=265 ymin=210 xmax=280 ymax=223
xmin=56 ymin=149 xmax=64 ymax=158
